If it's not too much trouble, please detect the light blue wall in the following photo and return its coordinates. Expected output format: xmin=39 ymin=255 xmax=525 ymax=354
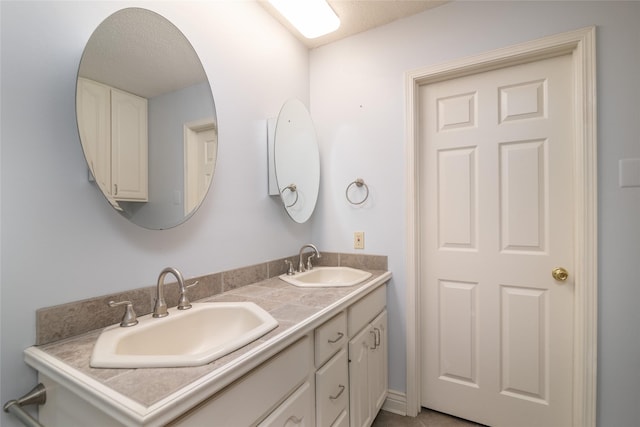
xmin=310 ymin=1 xmax=640 ymax=426
xmin=133 ymin=81 xmax=216 ymax=229
xmin=2 ymin=1 xmax=639 ymax=426
xmin=0 ymin=2 xmax=310 ymax=426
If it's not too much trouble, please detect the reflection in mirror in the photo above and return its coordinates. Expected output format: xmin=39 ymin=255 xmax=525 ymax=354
xmin=76 ymin=8 xmax=217 ymax=229
xmin=273 ymin=99 xmax=320 ymax=223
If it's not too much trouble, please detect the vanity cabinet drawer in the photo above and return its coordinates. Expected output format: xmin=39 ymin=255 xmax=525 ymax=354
xmin=348 ymin=284 xmax=386 ymax=336
xmin=331 ymin=410 xmax=349 ymax=427
xmin=315 ymin=311 xmax=347 ymax=367
xmin=258 ymin=381 xmax=314 ymax=427
xmin=315 ymin=348 xmax=348 ymax=427
xmin=170 ymin=336 xmax=312 ymax=426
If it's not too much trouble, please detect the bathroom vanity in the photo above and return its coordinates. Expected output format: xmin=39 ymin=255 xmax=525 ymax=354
xmin=25 ymin=270 xmax=390 ymax=426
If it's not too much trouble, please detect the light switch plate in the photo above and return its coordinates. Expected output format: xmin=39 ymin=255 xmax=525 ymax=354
xmin=354 ymin=231 xmax=364 ymax=249
xmin=619 ymin=158 xmax=640 ymax=188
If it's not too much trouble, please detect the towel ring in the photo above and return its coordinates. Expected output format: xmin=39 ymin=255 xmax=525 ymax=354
xmin=346 ymin=178 xmax=369 ymax=205
xmin=281 ymin=184 xmax=298 ymax=207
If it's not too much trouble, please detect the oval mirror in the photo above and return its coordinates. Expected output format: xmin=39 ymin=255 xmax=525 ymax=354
xmin=274 ymin=99 xmax=320 ymax=223
xmin=76 ymin=8 xmax=217 ymax=229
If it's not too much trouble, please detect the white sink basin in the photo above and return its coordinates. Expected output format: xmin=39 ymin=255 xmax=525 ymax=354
xmin=279 ymin=266 xmax=372 ymax=288
xmin=90 ymin=302 xmax=278 ymax=368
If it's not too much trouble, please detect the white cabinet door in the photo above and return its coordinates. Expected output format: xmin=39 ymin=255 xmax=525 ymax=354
xmin=77 ymin=78 xmax=111 ymax=194
xmin=77 ymin=79 xmax=148 ymax=202
xmin=349 ymin=309 xmax=388 ymax=427
xmin=111 ymin=88 xmax=148 ymax=201
xmin=369 ymin=310 xmax=388 ymax=413
xmin=348 ymin=325 xmax=372 ymax=427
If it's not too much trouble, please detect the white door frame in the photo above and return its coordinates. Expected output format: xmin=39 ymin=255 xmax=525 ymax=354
xmin=184 ymin=117 xmax=217 ymax=215
xmin=404 ymin=27 xmax=597 ymax=427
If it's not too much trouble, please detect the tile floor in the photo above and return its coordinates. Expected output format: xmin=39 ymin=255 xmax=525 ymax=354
xmin=372 ymin=409 xmax=485 ymax=427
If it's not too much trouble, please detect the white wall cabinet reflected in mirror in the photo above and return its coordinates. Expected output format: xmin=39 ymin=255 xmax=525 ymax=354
xmin=78 ymin=78 xmax=148 ymax=206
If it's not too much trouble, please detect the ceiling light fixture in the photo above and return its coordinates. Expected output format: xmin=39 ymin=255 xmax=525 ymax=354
xmin=268 ymin=0 xmax=340 ymax=39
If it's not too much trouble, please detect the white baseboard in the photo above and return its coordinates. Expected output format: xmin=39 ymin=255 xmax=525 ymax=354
xmin=382 ymin=389 xmax=407 ymax=416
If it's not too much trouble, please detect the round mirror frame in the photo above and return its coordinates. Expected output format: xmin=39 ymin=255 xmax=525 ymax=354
xmin=76 ymin=8 xmax=217 ymax=229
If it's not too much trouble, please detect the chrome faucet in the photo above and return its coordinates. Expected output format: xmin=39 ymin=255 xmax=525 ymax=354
xmin=153 ymin=267 xmax=191 ymax=318
xmin=298 ymin=244 xmax=321 ymax=273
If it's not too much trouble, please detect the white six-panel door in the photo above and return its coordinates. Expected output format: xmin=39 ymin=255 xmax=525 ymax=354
xmin=420 ymin=54 xmax=574 ymax=426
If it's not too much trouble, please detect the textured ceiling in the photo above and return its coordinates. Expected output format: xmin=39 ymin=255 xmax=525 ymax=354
xmin=79 ymin=8 xmax=207 ymax=99
xmin=79 ymin=2 xmax=447 ymax=100
xmin=259 ymin=0 xmax=448 ymax=49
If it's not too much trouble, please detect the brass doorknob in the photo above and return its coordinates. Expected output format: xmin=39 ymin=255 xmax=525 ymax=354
xmin=552 ymin=267 xmax=569 ymax=282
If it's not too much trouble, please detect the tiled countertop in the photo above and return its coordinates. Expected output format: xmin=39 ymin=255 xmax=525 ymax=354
xmin=25 ymin=270 xmax=391 ymax=425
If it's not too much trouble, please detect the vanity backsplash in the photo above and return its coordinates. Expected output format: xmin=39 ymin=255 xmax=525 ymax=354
xmin=36 ymin=252 xmax=387 ymax=345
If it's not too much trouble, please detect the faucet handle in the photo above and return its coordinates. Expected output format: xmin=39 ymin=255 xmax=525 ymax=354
xmin=108 ymin=300 xmax=138 ymax=327
xmin=306 ymin=254 xmax=316 ymax=271
xmin=178 ymin=281 xmax=199 ymax=310
xmin=284 ymin=260 xmax=295 ymax=275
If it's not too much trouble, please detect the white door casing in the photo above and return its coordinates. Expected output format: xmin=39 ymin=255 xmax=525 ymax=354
xmin=420 ymin=54 xmax=573 ymax=426
xmin=404 ymin=27 xmax=597 ymax=427
xmin=184 ymin=119 xmax=217 ymax=216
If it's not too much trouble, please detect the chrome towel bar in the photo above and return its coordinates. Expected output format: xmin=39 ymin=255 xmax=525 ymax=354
xmin=3 ymin=383 xmax=46 ymax=427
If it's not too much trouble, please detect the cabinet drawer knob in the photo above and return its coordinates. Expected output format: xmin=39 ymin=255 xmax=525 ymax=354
xmin=286 ymin=415 xmax=303 ymax=424
xmin=327 ymin=332 xmax=344 ymax=344
xmin=329 ymin=384 xmax=345 ymax=400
